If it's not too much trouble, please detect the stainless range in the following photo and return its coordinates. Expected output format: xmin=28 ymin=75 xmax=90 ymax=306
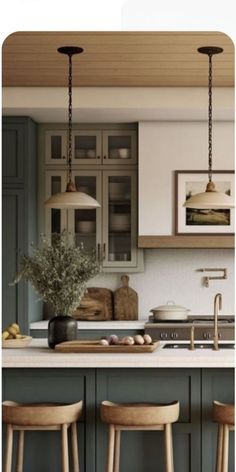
xmin=145 ymin=315 xmax=235 ymax=341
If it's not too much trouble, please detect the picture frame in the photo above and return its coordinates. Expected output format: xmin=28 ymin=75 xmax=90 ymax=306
xmin=175 ymin=171 xmax=235 ymax=235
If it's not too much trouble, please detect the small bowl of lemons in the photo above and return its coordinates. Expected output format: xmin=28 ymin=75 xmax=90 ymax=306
xmin=2 ymin=323 xmax=32 ymax=348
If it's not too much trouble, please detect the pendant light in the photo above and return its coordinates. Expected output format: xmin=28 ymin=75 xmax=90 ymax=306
xmin=45 ymin=47 xmax=100 ymax=209
xmin=184 ymin=47 xmax=234 ymax=209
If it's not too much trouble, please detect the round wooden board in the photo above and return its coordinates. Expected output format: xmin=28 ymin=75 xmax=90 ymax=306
xmin=2 ymin=336 xmax=32 ymax=349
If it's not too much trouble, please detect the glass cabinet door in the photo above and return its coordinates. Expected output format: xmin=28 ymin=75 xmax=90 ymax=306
xmin=67 ymin=171 xmax=102 ymax=257
xmin=102 ymin=130 xmax=137 ymax=165
xmin=45 ymin=171 xmax=67 ymax=237
xmin=45 ymin=130 xmax=67 ymax=164
xmin=103 ymin=171 xmax=137 ymax=267
xmin=72 ymin=130 xmax=102 ymax=165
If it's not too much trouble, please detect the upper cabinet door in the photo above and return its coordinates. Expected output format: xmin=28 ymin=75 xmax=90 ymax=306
xmin=102 ymin=130 xmax=137 ymax=165
xmin=45 ymin=130 xmax=67 ymax=164
xmin=72 ymin=130 xmax=102 ymax=165
xmin=45 ymin=170 xmax=68 ymax=237
xmin=2 ymin=122 xmax=24 ymax=184
xmin=102 ymin=170 xmax=138 ymax=268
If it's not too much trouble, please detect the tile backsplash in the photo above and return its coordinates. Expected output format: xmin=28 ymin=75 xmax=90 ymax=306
xmin=88 ymin=249 xmax=234 ymax=319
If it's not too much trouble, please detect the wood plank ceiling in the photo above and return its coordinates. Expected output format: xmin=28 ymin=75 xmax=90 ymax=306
xmin=2 ymin=31 xmax=234 ymax=87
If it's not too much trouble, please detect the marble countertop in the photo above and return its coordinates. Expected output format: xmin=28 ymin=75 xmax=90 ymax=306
xmin=2 ymin=339 xmax=234 ymax=369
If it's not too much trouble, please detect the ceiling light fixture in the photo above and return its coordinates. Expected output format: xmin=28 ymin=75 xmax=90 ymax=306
xmin=184 ymin=46 xmax=234 ymax=209
xmin=45 ymin=46 xmax=100 ymax=209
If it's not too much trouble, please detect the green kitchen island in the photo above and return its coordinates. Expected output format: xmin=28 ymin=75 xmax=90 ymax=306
xmin=2 ymin=340 xmax=234 ymax=472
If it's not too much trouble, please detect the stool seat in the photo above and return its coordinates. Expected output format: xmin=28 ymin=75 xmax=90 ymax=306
xmin=2 ymin=400 xmax=83 ymax=426
xmin=212 ymin=401 xmax=234 ymax=472
xmin=213 ymin=401 xmax=234 ymax=426
xmin=101 ymin=400 xmax=179 ymax=426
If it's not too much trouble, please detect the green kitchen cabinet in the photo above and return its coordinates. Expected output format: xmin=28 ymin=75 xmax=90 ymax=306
xmin=39 ymin=123 xmax=144 ymax=272
xmin=2 ymin=117 xmax=40 ymax=332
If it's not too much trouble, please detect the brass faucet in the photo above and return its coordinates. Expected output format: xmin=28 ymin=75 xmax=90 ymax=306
xmin=213 ymin=293 xmax=222 ymax=351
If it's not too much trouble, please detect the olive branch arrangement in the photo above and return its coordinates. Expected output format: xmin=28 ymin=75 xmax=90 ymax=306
xmin=11 ymin=233 xmax=101 ymax=316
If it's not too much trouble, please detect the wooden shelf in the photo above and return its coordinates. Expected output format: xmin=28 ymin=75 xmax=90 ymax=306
xmin=138 ymin=235 xmax=234 ymax=249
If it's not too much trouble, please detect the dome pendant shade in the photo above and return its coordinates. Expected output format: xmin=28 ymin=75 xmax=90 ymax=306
xmin=184 ymin=182 xmax=235 ymax=209
xmin=45 ymin=191 xmax=101 ymax=209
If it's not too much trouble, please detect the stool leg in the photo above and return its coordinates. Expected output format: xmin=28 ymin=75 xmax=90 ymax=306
xmin=16 ymin=430 xmax=24 ymax=472
xmin=106 ymin=424 xmax=115 ymax=472
xmin=71 ymin=422 xmax=80 ymax=472
xmin=114 ymin=430 xmax=121 ymax=472
xmin=4 ymin=424 xmax=13 ymax=472
xmin=215 ymin=424 xmax=223 ymax=472
xmin=164 ymin=423 xmax=174 ymax=472
xmin=221 ymin=425 xmax=229 ymax=472
xmin=61 ymin=424 xmax=69 ymax=472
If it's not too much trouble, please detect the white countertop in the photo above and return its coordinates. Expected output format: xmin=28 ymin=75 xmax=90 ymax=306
xmin=30 ymin=320 xmax=145 ymax=330
xmin=2 ymin=339 xmax=234 ymax=369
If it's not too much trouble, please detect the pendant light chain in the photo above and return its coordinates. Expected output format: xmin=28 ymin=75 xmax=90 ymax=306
xmin=68 ymin=53 xmax=73 ymax=183
xmin=208 ymin=53 xmax=213 ymax=182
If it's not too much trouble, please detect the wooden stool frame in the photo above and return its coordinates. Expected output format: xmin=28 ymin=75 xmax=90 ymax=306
xmin=3 ymin=401 xmax=82 ymax=472
xmin=101 ymin=401 xmax=179 ymax=472
xmin=213 ymin=401 xmax=235 ymax=472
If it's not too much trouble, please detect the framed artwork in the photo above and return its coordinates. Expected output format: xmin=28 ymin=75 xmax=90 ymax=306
xmin=175 ymin=171 xmax=235 ymax=234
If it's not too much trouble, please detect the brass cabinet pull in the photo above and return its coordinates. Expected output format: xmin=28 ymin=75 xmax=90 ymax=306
xmin=97 ymin=243 xmax=101 ymax=261
xmin=103 ymin=243 xmax=106 ymax=260
xmin=103 ymin=155 xmax=107 ymax=159
xmin=97 ymin=155 xmax=100 ymax=159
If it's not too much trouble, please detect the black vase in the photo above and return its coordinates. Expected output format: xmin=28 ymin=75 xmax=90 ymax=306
xmin=48 ymin=315 xmax=77 ymax=349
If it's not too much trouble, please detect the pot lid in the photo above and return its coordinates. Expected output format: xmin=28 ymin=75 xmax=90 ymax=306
xmin=150 ymin=301 xmax=189 ymax=312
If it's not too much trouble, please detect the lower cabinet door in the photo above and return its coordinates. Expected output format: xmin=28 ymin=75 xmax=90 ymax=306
xmin=96 ymin=368 xmax=201 ymax=472
xmin=201 ymin=369 xmax=234 ymax=472
xmin=2 ymin=369 xmax=96 ymax=472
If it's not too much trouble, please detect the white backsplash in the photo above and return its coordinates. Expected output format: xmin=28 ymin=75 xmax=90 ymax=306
xmin=88 ymin=249 xmax=235 ymax=319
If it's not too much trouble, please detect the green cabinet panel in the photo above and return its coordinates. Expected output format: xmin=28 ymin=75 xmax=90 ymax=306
xmin=2 ymin=116 xmax=40 ymax=332
xmin=202 ymin=369 xmax=234 ymax=472
xmin=2 ymin=121 xmax=24 ymax=183
xmin=2 ymin=189 xmax=25 ymax=330
xmin=96 ymin=369 xmax=201 ymax=472
xmin=2 ymin=369 xmax=96 ymax=472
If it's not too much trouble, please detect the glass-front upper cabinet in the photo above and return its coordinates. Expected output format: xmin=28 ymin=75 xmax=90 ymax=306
xmin=67 ymin=171 xmax=102 ymax=257
xmin=72 ymin=130 xmax=102 ymax=165
xmin=45 ymin=171 xmax=67 ymax=236
xmin=102 ymin=170 xmax=137 ymax=268
xmin=45 ymin=131 xmax=67 ymax=164
xmin=102 ymin=130 xmax=137 ymax=165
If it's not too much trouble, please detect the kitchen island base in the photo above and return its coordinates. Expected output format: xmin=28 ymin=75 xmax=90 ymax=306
xmin=2 ymin=368 xmax=234 ymax=472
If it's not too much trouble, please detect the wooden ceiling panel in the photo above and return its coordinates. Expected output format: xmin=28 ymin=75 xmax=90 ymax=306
xmin=2 ymin=32 xmax=234 ymax=87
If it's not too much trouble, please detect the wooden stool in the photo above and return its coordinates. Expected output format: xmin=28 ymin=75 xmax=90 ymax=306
xmin=100 ymin=400 xmax=180 ymax=472
xmin=2 ymin=400 xmax=83 ymax=472
xmin=213 ymin=401 xmax=235 ymax=472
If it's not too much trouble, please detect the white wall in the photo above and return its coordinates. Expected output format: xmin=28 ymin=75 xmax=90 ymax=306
xmin=89 ymin=118 xmax=234 ymax=320
xmin=88 ymin=248 xmax=234 ymax=318
xmin=139 ymin=121 xmax=235 ymax=235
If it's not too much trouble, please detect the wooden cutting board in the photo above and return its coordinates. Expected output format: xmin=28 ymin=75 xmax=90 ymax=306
xmin=72 ymin=288 xmax=113 ymax=321
xmin=55 ymin=340 xmax=160 ymax=353
xmin=114 ymin=275 xmax=138 ymax=320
